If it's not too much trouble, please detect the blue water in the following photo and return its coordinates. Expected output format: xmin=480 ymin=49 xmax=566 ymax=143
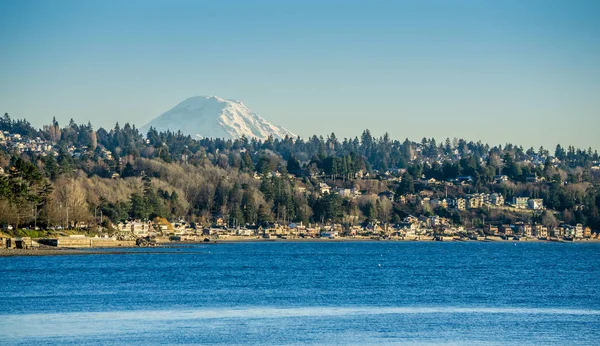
xmin=1 ymin=242 xmax=599 ymax=345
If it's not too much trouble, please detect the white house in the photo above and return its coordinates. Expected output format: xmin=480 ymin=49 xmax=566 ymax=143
xmin=528 ymin=198 xmax=544 ymax=210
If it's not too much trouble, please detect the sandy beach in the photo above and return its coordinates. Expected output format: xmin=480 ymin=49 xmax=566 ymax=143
xmin=0 ymin=248 xmax=119 ymax=257
xmin=3 ymin=237 xmax=598 ymax=257
xmin=0 ymin=247 xmax=195 ymax=257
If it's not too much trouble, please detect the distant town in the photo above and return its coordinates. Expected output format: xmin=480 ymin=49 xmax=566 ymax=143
xmin=1 ymin=113 xmax=599 ymax=249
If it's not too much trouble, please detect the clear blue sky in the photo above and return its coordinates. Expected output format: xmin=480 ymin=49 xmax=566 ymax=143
xmin=1 ymin=0 xmax=599 ymax=150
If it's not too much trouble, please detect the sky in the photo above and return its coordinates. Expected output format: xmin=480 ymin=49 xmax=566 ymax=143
xmin=1 ymin=0 xmax=599 ymax=150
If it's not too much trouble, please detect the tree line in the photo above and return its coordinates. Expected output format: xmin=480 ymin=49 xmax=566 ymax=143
xmin=1 ymin=115 xmax=599 ymax=232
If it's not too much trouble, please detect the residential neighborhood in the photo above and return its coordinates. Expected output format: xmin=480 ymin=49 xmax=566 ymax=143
xmin=1 ymin=116 xmax=599 ymax=246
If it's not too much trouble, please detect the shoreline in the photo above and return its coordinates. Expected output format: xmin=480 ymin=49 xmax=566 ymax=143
xmin=0 ymin=248 xmax=132 ymax=257
xmin=2 ymin=238 xmax=599 ymax=257
xmin=0 ymin=247 xmax=194 ymax=257
xmin=170 ymin=236 xmax=600 ymax=245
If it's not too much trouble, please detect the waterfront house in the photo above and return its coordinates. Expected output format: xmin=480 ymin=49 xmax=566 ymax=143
xmin=131 ymin=222 xmax=150 ymax=236
xmin=499 ymin=224 xmax=513 ymax=236
xmin=516 ymin=223 xmax=533 ymax=237
xmin=575 ymin=224 xmax=584 ymax=238
xmin=484 ymin=224 xmax=499 ymax=235
xmin=552 ymin=227 xmax=565 ymax=238
xmin=533 ymin=224 xmax=548 ymax=238
xmin=564 ymin=225 xmax=576 ymax=238
xmin=237 ymin=228 xmax=255 ymax=237
xmin=320 ymin=230 xmax=338 ymax=239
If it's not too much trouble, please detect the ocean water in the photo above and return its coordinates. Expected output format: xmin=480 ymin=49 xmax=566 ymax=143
xmin=1 ymin=242 xmax=599 ymax=345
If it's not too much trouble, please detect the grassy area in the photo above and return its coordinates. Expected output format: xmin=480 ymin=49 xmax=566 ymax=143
xmin=10 ymin=229 xmax=51 ymax=238
xmin=2 ymin=228 xmax=105 ymax=238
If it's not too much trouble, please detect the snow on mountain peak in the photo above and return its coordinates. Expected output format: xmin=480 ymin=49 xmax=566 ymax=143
xmin=140 ymin=96 xmax=296 ymax=141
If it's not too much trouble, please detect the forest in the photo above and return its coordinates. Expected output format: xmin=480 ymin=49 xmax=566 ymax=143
xmin=1 ymin=112 xmax=599 ymax=233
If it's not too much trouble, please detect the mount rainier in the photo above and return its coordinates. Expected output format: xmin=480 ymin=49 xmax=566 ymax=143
xmin=140 ymin=95 xmax=296 ymax=141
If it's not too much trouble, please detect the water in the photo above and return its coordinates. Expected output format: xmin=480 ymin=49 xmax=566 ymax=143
xmin=1 ymin=242 xmax=599 ymax=345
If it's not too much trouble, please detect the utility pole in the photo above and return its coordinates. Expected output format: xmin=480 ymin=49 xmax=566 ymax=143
xmin=31 ymin=204 xmax=37 ymax=230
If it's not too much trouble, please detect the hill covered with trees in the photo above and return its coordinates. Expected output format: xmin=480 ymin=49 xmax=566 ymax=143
xmin=1 ymin=112 xmax=599 ymax=234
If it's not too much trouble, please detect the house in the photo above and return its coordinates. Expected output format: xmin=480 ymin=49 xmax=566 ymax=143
xmin=516 ymin=223 xmax=533 ymax=237
xmin=526 ymin=174 xmax=543 ymax=183
xmin=437 ymin=198 xmax=450 ymax=209
xmin=237 ymin=229 xmax=255 ymax=236
xmin=403 ymin=215 xmax=419 ymax=224
xmin=457 ymin=175 xmax=473 ymax=182
xmin=493 ymin=175 xmax=509 ymax=184
xmin=378 ymin=191 xmax=395 ymax=202
xmin=575 ymin=224 xmax=584 ymax=238
xmin=335 ymin=187 xmax=361 ymax=199
xmin=490 ymin=193 xmax=504 ymax=206
xmin=564 ymin=225 xmax=576 ymax=238
xmin=421 ymin=178 xmax=440 ymax=186
xmin=552 ymin=227 xmax=565 ymax=238
xmin=427 ymin=216 xmax=441 ymax=227
xmin=455 ymin=198 xmax=466 ymax=210
xmin=130 ymin=222 xmax=150 ymax=236
xmin=499 ymin=224 xmax=513 ymax=236
xmin=512 ymin=197 xmax=529 ymax=209
xmin=533 ymin=224 xmax=548 ymax=238
xmin=429 ymin=199 xmax=441 ymax=208
xmin=467 ymin=195 xmax=483 ymax=209
xmin=320 ymin=230 xmax=338 ymax=239
xmin=484 ymin=224 xmax=499 ymax=235
xmin=528 ymin=198 xmax=544 ymax=210
xmin=319 ymin=183 xmax=331 ymax=194
xmin=336 ymin=188 xmax=351 ymax=197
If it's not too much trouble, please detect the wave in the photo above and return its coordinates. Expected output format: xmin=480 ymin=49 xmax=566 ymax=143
xmin=0 ymin=306 xmax=600 ymax=344
xmin=2 ymin=305 xmax=599 ymax=325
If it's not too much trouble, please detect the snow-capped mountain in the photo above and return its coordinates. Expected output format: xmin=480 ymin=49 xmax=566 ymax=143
xmin=140 ymin=96 xmax=295 ymax=141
